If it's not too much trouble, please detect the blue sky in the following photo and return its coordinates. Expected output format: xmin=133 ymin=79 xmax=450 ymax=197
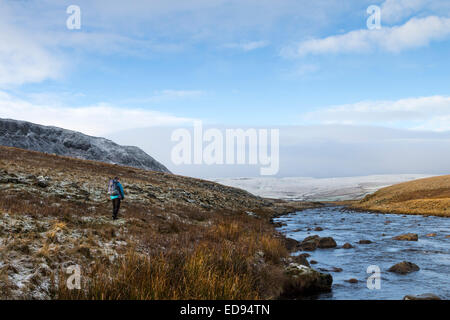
xmin=1 ymin=0 xmax=450 ymax=177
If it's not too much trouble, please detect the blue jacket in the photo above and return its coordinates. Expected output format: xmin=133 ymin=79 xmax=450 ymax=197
xmin=110 ymin=181 xmax=125 ymax=200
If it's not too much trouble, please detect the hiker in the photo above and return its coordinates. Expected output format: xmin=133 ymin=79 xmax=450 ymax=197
xmin=108 ymin=176 xmax=125 ymax=220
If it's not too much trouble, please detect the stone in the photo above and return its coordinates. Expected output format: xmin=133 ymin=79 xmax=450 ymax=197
xmin=318 ymin=237 xmax=337 ymax=248
xmin=345 ymin=278 xmax=358 ymax=283
xmin=293 ymin=254 xmax=310 ymax=267
xmin=388 ymin=261 xmax=420 ymax=274
xmin=284 ymin=237 xmax=301 ymax=251
xmin=358 ymin=240 xmax=372 ymax=244
xmin=393 ymin=233 xmax=418 ymax=241
xmin=403 ymin=293 xmax=441 ymax=300
xmin=301 ymin=235 xmax=337 ymax=250
xmin=300 ymin=235 xmax=320 ymax=251
xmin=342 ymin=243 xmax=353 ymax=249
xmin=280 ymin=263 xmax=333 ymax=298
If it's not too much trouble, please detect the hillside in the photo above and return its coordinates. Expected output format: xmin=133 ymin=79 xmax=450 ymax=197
xmin=0 ymin=118 xmax=170 ymax=173
xmin=0 ymin=145 xmax=323 ymax=299
xmin=351 ymin=175 xmax=450 ymax=217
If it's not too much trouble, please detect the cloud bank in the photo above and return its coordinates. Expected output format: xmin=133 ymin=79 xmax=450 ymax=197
xmin=282 ymin=16 xmax=450 ymax=57
xmin=301 ymin=95 xmax=450 ymax=131
xmin=0 ymin=91 xmax=194 ymax=136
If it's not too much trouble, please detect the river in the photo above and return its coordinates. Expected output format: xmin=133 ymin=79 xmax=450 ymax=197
xmin=274 ymin=206 xmax=450 ymax=300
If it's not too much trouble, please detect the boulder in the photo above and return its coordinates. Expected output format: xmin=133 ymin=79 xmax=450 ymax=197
xmin=314 ymin=227 xmax=323 ymax=231
xmin=318 ymin=237 xmax=337 ymax=248
xmin=342 ymin=243 xmax=353 ymax=249
xmin=393 ymin=233 xmax=418 ymax=241
xmin=403 ymin=293 xmax=441 ymax=300
xmin=358 ymin=240 xmax=372 ymax=244
xmin=425 ymin=233 xmax=436 ymax=237
xmin=301 ymin=235 xmax=337 ymax=250
xmin=300 ymin=235 xmax=320 ymax=251
xmin=284 ymin=237 xmax=301 ymax=252
xmin=388 ymin=261 xmax=420 ymax=274
xmin=280 ymin=263 xmax=333 ymax=298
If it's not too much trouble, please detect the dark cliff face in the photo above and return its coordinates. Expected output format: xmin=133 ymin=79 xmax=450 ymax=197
xmin=0 ymin=118 xmax=171 ymax=173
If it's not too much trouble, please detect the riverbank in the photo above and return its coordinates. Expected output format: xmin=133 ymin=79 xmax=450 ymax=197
xmin=348 ymin=175 xmax=450 ymax=217
xmin=0 ymin=146 xmax=326 ymax=299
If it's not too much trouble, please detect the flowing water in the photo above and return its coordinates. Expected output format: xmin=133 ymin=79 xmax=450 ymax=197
xmin=274 ymin=206 xmax=450 ymax=300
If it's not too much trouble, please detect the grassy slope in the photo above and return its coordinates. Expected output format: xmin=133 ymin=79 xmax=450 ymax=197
xmin=0 ymin=146 xmax=316 ymax=299
xmin=351 ymin=175 xmax=450 ymax=217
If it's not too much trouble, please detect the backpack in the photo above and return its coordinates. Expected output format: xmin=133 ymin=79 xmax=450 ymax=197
xmin=108 ymin=179 xmax=120 ymax=196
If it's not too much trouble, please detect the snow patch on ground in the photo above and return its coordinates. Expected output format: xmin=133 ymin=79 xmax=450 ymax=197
xmin=213 ymin=174 xmax=434 ymax=201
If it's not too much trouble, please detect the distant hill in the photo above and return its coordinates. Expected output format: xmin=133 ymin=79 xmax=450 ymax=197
xmin=351 ymin=175 xmax=450 ymax=217
xmin=0 ymin=118 xmax=170 ymax=173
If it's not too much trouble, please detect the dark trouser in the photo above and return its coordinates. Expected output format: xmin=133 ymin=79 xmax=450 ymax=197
xmin=112 ymin=198 xmax=121 ymax=219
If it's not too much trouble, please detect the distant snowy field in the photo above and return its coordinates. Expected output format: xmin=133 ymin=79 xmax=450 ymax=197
xmin=213 ymin=174 xmax=434 ymax=201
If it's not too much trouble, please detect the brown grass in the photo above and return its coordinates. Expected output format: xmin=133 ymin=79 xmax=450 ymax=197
xmin=351 ymin=175 xmax=450 ymax=217
xmin=56 ymin=216 xmax=288 ymax=300
xmin=0 ymin=145 xmax=300 ymax=299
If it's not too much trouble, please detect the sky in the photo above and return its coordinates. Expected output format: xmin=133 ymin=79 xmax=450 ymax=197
xmin=1 ymin=0 xmax=450 ymax=178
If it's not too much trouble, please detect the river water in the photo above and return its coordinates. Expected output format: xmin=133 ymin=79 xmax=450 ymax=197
xmin=274 ymin=206 xmax=450 ymax=300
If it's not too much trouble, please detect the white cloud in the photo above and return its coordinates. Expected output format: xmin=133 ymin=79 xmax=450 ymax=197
xmin=0 ymin=18 xmax=64 ymax=87
xmin=301 ymin=95 xmax=450 ymax=131
xmin=0 ymin=91 xmax=195 ymax=136
xmin=282 ymin=16 xmax=450 ymax=57
xmin=381 ymin=0 xmax=430 ymax=24
xmin=223 ymin=41 xmax=269 ymax=51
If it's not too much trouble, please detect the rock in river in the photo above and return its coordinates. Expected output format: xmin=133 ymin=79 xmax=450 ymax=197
xmin=403 ymin=293 xmax=441 ymax=300
xmin=283 ymin=237 xmax=301 ymax=252
xmin=345 ymin=278 xmax=358 ymax=284
xmin=280 ymin=263 xmax=333 ymax=298
xmin=393 ymin=233 xmax=418 ymax=241
xmin=300 ymin=235 xmax=337 ymax=251
xmin=318 ymin=237 xmax=337 ymax=248
xmin=388 ymin=261 xmax=420 ymax=274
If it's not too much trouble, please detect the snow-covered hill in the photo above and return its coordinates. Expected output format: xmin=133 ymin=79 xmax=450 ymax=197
xmin=0 ymin=118 xmax=170 ymax=173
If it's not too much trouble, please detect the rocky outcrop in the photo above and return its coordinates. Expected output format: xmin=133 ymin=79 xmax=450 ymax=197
xmin=280 ymin=263 xmax=333 ymax=298
xmin=388 ymin=261 xmax=420 ymax=274
xmin=0 ymin=118 xmax=170 ymax=173
xmin=393 ymin=233 xmax=418 ymax=241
